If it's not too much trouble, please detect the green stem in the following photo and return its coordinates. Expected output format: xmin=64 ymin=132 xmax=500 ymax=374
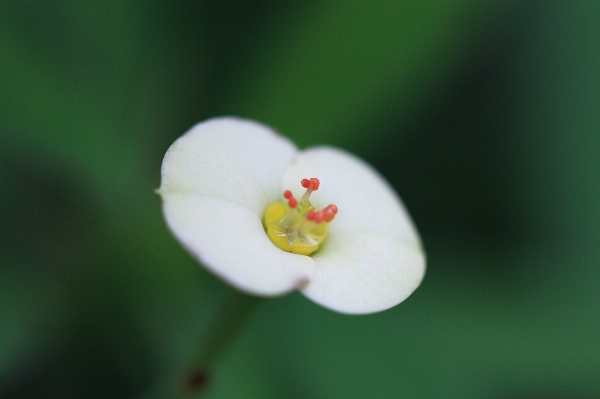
xmin=180 ymin=291 xmax=266 ymax=396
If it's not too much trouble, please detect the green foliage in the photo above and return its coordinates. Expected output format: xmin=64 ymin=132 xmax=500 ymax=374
xmin=1 ymin=1 xmax=599 ymax=398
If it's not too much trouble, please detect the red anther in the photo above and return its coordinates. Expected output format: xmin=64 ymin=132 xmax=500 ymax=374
xmin=283 ymin=190 xmax=293 ymax=199
xmin=288 ymin=198 xmax=298 ymax=208
xmin=306 ymin=210 xmax=316 ymax=221
xmin=313 ymin=210 xmax=324 ymax=224
xmin=323 ymin=208 xmax=335 ymax=222
xmin=310 ymin=178 xmax=320 ymax=190
xmin=301 ymin=179 xmax=311 ymax=188
xmin=327 ymin=204 xmax=338 ymax=214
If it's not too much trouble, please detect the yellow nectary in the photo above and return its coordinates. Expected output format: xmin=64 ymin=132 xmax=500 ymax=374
xmin=263 ymin=178 xmax=337 ymax=256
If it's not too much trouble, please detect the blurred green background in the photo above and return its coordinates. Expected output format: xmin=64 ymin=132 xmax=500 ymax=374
xmin=1 ymin=1 xmax=599 ymax=398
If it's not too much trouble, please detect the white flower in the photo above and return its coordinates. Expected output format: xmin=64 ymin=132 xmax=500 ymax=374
xmin=158 ymin=117 xmax=425 ymax=314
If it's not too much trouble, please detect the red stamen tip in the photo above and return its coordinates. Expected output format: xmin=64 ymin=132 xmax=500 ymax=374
xmin=306 ymin=210 xmax=315 ymax=221
xmin=313 ymin=210 xmax=324 ymax=224
xmin=288 ymin=198 xmax=298 ymax=208
xmin=283 ymin=190 xmax=292 ymax=199
xmin=301 ymin=179 xmax=311 ymax=188
xmin=323 ymin=208 xmax=335 ymax=222
xmin=327 ymin=204 xmax=338 ymax=214
xmin=310 ymin=178 xmax=320 ymax=190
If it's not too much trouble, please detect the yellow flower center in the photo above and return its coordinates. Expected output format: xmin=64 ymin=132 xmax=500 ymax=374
xmin=264 ymin=178 xmax=338 ymax=256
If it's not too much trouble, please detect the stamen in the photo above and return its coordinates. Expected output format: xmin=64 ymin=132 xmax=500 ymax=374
xmin=310 ymin=178 xmax=320 ymax=190
xmin=323 ymin=208 xmax=335 ymax=222
xmin=279 ymin=191 xmax=299 ymax=226
xmin=307 ymin=205 xmax=337 ymax=224
xmin=313 ymin=210 xmax=324 ymax=224
xmin=265 ymin=179 xmax=337 ymax=255
xmin=300 ymin=177 xmax=319 ymax=203
xmin=283 ymin=190 xmax=298 ymax=208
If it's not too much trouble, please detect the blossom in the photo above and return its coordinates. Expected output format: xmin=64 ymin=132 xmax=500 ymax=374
xmin=157 ymin=117 xmax=425 ymax=314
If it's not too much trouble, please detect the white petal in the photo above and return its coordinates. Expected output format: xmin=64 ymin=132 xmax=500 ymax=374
xmin=159 ymin=117 xmax=298 ymax=215
xmin=283 ymin=146 xmax=425 ymax=313
xmin=301 ymin=232 xmax=425 ymax=314
xmin=161 ymin=193 xmax=315 ymax=296
xmin=158 ymin=117 xmax=312 ymax=296
xmin=282 ymin=146 xmax=422 ymax=247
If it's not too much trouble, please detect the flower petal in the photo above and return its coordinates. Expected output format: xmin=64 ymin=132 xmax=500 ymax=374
xmin=159 ymin=117 xmax=298 ymax=215
xmin=282 ymin=146 xmax=422 ymax=247
xmin=284 ymin=146 xmax=425 ymax=313
xmin=161 ymin=193 xmax=315 ymax=296
xmin=301 ymin=232 xmax=425 ymax=314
